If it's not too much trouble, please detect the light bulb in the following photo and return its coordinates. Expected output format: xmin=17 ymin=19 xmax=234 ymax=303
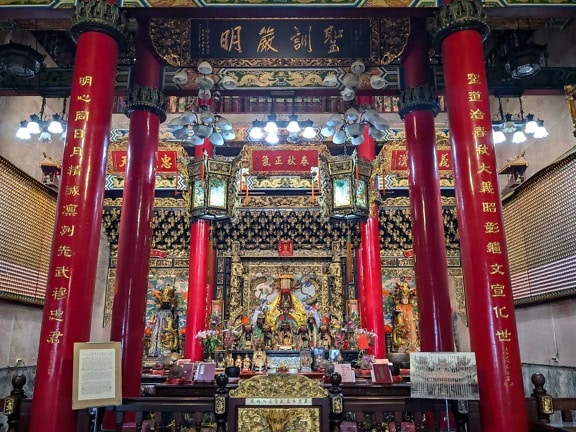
xmin=39 ymin=129 xmax=52 ymax=143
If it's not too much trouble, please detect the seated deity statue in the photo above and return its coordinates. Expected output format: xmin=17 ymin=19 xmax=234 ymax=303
xmin=225 ymin=351 xmax=235 ymax=367
xmin=253 ymin=347 xmax=267 ymax=372
xmin=235 ymin=355 xmax=243 ymax=368
xmin=276 ymin=317 xmax=296 ymax=349
xmin=242 ymin=353 xmax=252 ymax=371
xmin=240 ymin=324 xmax=253 ymax=350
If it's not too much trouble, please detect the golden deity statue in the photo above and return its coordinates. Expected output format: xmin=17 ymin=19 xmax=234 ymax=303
xmin=265 ymin=274 xmax=307 ymax=349
xmin=392 ymin=282 xmax=420 ymax=352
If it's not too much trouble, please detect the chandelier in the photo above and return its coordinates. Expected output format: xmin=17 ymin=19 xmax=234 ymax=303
xmin=16 ymin=97 xmax=67 ymax=142
xmin=249 ymin=113 xmax=316 ymax=144
xmin=492 ymin=96 xmax=548 ymax=145
xmin=168 ymin=106 xmax=235 ymax=146
xmin=321 ymin=106 xmax=389 ymax=146
xmin=501 ymin=31 xmax=548 ymax=80
xmin=0 ymin=41 xmax=45 ymax=78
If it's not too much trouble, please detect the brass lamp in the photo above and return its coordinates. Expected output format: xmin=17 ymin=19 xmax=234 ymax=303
xmin=327 ymin=151 xmax=371 ymax=220
xmin=189 ymin=156 xmax=233 ymax=220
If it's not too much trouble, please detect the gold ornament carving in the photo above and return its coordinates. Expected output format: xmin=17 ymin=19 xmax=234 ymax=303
xmin=331 ymin=396 xmax=343 ymax=414
xmin=448 ymin=269 xmax=467 ymax=326
xmin=237 ymin=407 xmax=320 ymax=432
xmin=230 ymin=374 xmax=328 ymax=398
xmin=149 ymin=19 xmax=191 ymax=67
xmin=377 ymin=18 xmax=411 ymax=65
xmin=242 ymin=196 xmax=318 ymax=209
xmin=215 ymin=395 xmax=226 ymax=415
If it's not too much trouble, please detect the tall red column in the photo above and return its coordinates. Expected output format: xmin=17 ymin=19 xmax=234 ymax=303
xmin=184 ymin=109 xmax=213 ymax=360
xmin=29 ymin=3 xmax=126 ymax=432
xmin=109 ymin=23 xmax=165 ymax=399
xmin=399 ymin=21 xmax=454 ymax=352
xmin=433 ymin=2 xmax=528 ymax=431
xmin=357 ymin=96 xmax=386 ymax=358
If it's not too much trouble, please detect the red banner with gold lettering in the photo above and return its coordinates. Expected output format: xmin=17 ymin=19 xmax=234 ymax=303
xmin=389 ymin=148 xmax=453 ymax=173
xmin=110 ymin=150 xmax=178 ymax=174
xmin=249 ymin=148 xmax=318 ymax=175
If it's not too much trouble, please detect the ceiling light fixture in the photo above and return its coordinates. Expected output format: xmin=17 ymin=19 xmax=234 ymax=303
xmin=321 ymin=105 xmax=389 ymax=146
xmin=503 ymin=32 xmax=548 ymax=80
xmin=249 ymin=98 xmax=316 ymax=144
xmin=168 ymin=106 xmax=235 ymax=146
xmin=492 ymin=96 xmax=547 ymax=145
xmin=0 ymin=41 xmax=45 ymax=79
xmin=16 ymin=97 xmax=67 ymax=142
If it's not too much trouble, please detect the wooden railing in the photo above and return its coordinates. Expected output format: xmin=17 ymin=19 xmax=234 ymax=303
xmin=3 ymin=372 xmax=575 ymax=432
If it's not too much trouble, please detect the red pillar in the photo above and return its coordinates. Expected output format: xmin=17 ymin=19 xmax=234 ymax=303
xmin=400 ymin=21 xmax=454 ymax=352
xmin=357 ymin=96 xmax=386 ymax=358
xmin=29 ymin=4 xmax=125 ymax=432
xmin=433 ymin=2 xmax=528 ymax=431
xmin=109 ymin=23 xmax=165 ymax=400
xmin=184 ymin=105 xmax=213 ymax=360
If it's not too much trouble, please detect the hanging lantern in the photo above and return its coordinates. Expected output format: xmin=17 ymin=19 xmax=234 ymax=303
xmin=189 ymin=156 xmax=233 ymax=220
xmin=327 ymin=151 xmax=371 ymax=220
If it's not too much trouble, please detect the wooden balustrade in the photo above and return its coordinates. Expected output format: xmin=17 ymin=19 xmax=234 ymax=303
xmin=2 ymin=372 xmax=575 ymax=432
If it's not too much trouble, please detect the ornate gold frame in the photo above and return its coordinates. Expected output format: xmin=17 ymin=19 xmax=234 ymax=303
xmin=227 ymin=257 xmax=343 ymax=327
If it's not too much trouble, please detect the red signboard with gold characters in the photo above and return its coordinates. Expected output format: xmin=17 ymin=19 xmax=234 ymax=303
xmin=249 ymin=147 xmax=319 ymax=175
xmin=386 ymin=145 xmax=453 ymax=176
xmin=109 ymin=150 xmax=179 ymax=174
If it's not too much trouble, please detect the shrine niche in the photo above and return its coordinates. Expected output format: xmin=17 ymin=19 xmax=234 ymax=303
xmin=227 ymin=260 xmax=343 ymax=337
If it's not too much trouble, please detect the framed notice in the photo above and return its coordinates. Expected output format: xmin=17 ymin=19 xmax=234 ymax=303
xmin=72 ymin=342 xmax=122 ymax=409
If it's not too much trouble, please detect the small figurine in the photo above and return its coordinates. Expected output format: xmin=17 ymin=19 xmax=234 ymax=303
xmin=225 ymin=351 xmax=235 ymax=367
xmin=242 ymin=353 xmax=252 ymax=371
xmin=235 ymin=354 xmax=243 ymax=368
xmin=253 ymin=347 xmax=267 ymax=372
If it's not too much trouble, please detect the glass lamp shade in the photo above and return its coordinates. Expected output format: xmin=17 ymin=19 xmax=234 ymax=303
xmin=511 ymin=130 xmax=527 ymax=144
xmin=524 ymin=114 xmax=538 ymax=134
xmin=48 ymin=115 xmax=64 ymax=134
xmin=302 ymin=126 xmax=316 ymax=140
xmin=265 ymin=132 xmax=279 ymax=145
xmin=264 ymin=120 xmax=278 ymax=134
xmin=16 ymin=121 xmax=31 ymax=139
xmin=327 ymin=153 xmax=371 ymax=220
xmin=27 ymin=115 xmax=41 ymax=134
xmin=492 ymin=129 xmax=506 ymax=144
xmin=249 ymin=127 xmax=264 ymax=140
xmin=189 ymin=157 xmax=233 ymax=220
xmin=533 ymin=121 xmax=548 ymax=139
xmin=286 ymin=120 xmax=300 ymax=133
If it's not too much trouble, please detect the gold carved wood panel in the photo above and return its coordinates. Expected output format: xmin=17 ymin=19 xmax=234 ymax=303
xmin=227 ymin=260 xmax=343 ymax=328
